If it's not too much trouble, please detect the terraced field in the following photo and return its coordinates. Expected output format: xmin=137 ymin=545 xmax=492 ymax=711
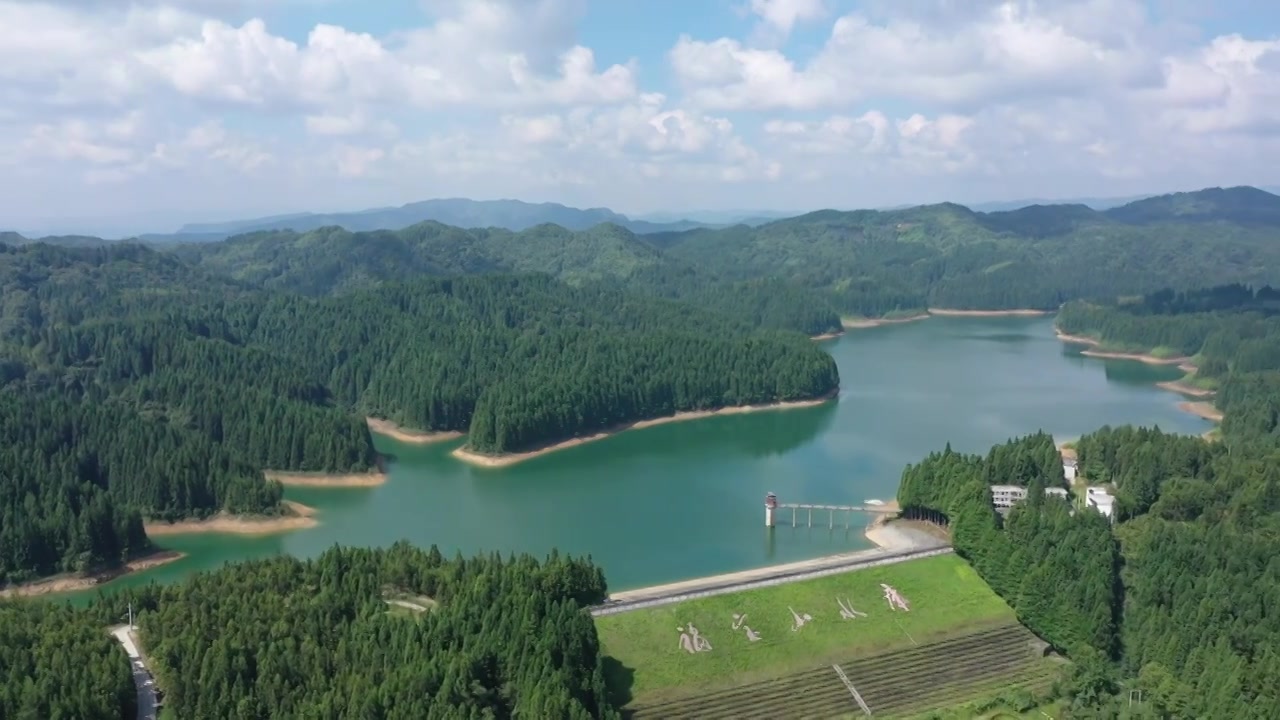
xmin=627 ymin=622 xmax=1060 ymax=719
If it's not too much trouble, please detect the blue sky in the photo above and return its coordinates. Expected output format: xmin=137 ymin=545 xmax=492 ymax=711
xmin=2 ymin=0 xmax=1279 ymax=235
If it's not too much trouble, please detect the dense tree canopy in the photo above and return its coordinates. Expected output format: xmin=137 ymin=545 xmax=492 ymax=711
xmin=0 ymin=601 xmax=135 ymax=720
xmin=902 ymin=285 xmax=1280 ymax=717
xmin=169 ymin=186 xmax=1280 ymax=326
xmin=87 ymin=544 xmax=616 ymax=719
xmin=7 ymin=188 xmax=1280 ymax=717
xmin=0 ymin=243 xmax=837 ymax=583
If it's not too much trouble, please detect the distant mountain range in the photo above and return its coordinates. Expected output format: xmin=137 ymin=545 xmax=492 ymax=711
xmin=6 ymin=186 xmax=1280 ymax=247
xmin=125 ymin=199 xmax=785 ymax=244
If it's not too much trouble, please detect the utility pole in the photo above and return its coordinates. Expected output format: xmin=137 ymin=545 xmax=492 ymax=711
xmin=127 ymin=602 xmax=134 ymax=631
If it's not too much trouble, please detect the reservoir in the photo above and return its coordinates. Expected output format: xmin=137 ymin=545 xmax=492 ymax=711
xmin=73 ymin=316 xmax=1211 ymax=599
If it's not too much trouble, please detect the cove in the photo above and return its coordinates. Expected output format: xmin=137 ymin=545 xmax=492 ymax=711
xmin=67 ymin=316 xmax=1211 ymax=602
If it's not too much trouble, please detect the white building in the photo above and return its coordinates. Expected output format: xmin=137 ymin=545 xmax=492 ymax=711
xmin=1086 ymin=487 xmax=1116 ymax=520
xmin=991 ymin=484 xmax=1069 ymax=509
xmin=1063 ymin=460 xmax=1079 ymax=482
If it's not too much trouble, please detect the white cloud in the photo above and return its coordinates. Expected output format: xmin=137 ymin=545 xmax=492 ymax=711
xmin=747 ymin=0 xmax=828 ymax=44
xmin=672 ymin=1 xmax=1165 ymax=111
xmin=1 ymin=0 xmax=1280 ymax=234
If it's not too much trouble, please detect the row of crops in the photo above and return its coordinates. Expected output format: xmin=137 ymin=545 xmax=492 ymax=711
xmin=629 ymin=622 xmax=1061 ymax=719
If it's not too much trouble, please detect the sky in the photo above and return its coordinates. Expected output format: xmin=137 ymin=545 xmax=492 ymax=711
xmin=3 ymin=0 xmax=1280 ymax=235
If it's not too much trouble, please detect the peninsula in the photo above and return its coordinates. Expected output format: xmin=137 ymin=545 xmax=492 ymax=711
xmin=452 ymin=392 xmax=838 ymax=468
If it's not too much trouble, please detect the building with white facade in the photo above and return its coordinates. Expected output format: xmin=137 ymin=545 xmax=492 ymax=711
xmin=1086 ymin=487 xmax=1116 ymax=520
xmin=1063 ymin=459 xmax=1079 ymax=482
xmin=991 ymin=484 xmax=1069 ymax=510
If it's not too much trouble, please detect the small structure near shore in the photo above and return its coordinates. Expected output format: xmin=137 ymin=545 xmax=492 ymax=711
xmin=764 ymin=493 xmax=897 ymax=529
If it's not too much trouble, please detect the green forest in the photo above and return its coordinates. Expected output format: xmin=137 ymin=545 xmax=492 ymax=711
xmin=900 ymin=283 xmax=1280 ymax=717
xmin=2 ymin=545 xmax=617 ymax=719
xmin=5 ymin=187 xmax=1280 ymax=718
xmin=0 ymin=243 xmax=836 ymax=584
xmin=171 ymin=186 xmax=1280 ymax=323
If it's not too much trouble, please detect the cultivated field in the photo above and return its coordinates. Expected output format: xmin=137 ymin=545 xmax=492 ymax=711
xmin=597 ymin=554 xmax=1020 ymax=707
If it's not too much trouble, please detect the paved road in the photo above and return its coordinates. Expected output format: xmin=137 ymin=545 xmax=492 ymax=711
xmin=110 ymin=625 xmax=157 ymax=720
xmin=591 ymin=542 xmax=951 ymax=617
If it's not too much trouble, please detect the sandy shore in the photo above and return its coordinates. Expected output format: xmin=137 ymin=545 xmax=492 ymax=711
xmin=365 ymin=417 xmax=464 ymax=445
xmin=144 ymin=500 xmax=318 ymax=536
xmin=1055 ymin=329 xmax=1189 ymax=365
xmin=264 ymin=469 xmax=388 ymax=488
xmin=1179 ymin=401 xmax=1224 ymax=422
xmin=0 ymin=550 xmax=186 ymax=599
xmin=452 ymin=393 xmax=837 ymax=469
xmin=1156 ymin=380 xmax=1215 ymax=398
xmin=841 ymin=313 xmax=931 ymax=329
xmin=810 ymin=331 xmax=843 ymax=341
xmin=927 ymin=308 xmax=1050 ymax=317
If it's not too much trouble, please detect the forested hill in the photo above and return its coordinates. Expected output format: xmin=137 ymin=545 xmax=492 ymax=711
xmin=0 ymin=242 xmax=837 ymax=584
xmin=897 ymin=284 xmax=1280 ymax=716
xmin=169 ymin=185 xmax=1280 ymax=322
xmin=6 ymin=544 xmax=620 ymax=719
xmin=657 ymin=185 xmax=1280 ymax=313
xmin=172 ymin=221 xmax=845 ymax=335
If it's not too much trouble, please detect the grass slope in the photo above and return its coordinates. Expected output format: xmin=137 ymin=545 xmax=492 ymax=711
xmin=597 ymin=554 xmax=1016 ymax=705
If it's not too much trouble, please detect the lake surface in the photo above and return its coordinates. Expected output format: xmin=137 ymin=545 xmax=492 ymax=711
xmin=73 ymin=316 xmax=1210 ymax=600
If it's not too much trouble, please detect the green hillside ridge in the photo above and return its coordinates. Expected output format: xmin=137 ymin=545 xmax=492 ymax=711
xmin=167 ymin=185 xmax=1280 ymax=323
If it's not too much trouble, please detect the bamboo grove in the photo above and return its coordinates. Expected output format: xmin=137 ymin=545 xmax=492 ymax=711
xmin=901 ymin=285 xmax=1280 ymax=717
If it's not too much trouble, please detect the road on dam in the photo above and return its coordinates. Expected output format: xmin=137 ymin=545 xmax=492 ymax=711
xmin=591 ymin=523 xmax=951 ymax=617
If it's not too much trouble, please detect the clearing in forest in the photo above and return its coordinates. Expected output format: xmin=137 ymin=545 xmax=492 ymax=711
xmin=596 ymin=554 xmax=1020 ymax=708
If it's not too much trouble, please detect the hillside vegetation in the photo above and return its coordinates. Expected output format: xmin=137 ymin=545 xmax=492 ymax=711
xmin=174 ymin=186 xmax=1280 ymax=322
xmin=6 ymin=186 xmax=1280 ymax=719
xmin=900 ymin=284 xmax=1280 ymax=717
xmin=6 ymin=545 xmax=616 ymax=719
xmin=0 ymin=243 xmax=837 ymax=585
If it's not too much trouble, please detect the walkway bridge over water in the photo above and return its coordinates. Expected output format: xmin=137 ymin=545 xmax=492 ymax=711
xmin=765 ymin=493 xmax=899 ymax=530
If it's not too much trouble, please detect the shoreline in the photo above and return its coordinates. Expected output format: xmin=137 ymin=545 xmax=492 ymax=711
xmin=842 ymin=308 xmax=1049 ymax=330
xmin=144 ymin=500 xmax=318 ymax=536
xmin=365 ymin=417 xmax=464 ymax=445
xmin=0 ymin=550 xmax=186 ymax=599
xmin=810 ymin=330 xmax=843 ymax=341
xmin=452 ymin=392 xmax=838 ymax=469
xmin=1055 ymin=329 xmax=1190 ymax=365
xmin=1155 ymin=380 xmax=1215 ymax=398
xmin=841 ymin=313 xmax=931 ymax=329
xmin=1055 ymin=328 xmax=1225 ymax=428
xmin=1179 ymin=401 xmax=1224 ymax=423
xmin=264 ymin=468 xmax=388 ymax=488
xmin=927 ymin=308 xmax=1050 ymax=317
